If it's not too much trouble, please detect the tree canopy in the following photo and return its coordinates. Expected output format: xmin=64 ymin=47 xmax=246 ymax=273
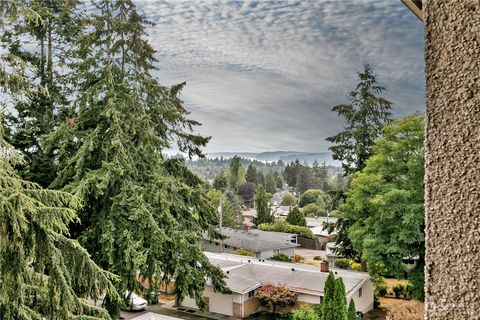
xmin=255 ymin=185 xmax=274 ymax=225
xmin=286 ymin=207 xmax=307 ymax=227
xmin=342 ymin=114 xmax=425 ymax=299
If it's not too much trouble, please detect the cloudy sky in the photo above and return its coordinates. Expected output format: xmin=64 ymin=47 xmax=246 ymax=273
xmin=136 ymin=0 xmax=424 ymax=153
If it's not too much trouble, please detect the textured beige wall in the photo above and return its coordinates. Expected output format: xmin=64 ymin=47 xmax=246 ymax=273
xmin=424 ymin=1 xmax=480 ymax=319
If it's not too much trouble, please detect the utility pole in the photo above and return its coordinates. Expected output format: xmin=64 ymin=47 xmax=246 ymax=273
xmin=218 ymin=198 xmax=223 ymax=253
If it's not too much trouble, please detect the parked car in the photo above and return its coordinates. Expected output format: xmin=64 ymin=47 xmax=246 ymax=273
xmin=124 ymin=291 xmax=147 ymax=311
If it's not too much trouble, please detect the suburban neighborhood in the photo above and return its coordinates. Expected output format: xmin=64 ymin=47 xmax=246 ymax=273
xmin=2 ymin=1 xmax=478 ymax=320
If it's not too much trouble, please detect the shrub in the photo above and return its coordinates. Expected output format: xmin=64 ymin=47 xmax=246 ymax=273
xmin=403 ymin=284 xmax=414 ymax=300
xmin=375 ymin=282 xmax=388 ymax=297
xmin=313 ymin=256 xmax=322 ymax=261
xmin=258 ymin=221 xmax=316 ymax=240
xmin=286 ymin=207 xmax=307 ymax=227
xmin=392 ymin=284 xmax=404 ymax=299
xmin=272 ymin=253 xmax=291 ymax=262
xmin=292 ymin=255 xmax=305 ymax=263
xmin=291 ymin=305 xmax=320 ymax=320
xmin=256 ymin=283 xmax=298 ymax=315
xmin=302 ymin=203 xmax=327 ymax=217
xmin=350 ymin=262 xmax=362 ymax=271
xmin=313 ymin=304 xmax=322 ymax=318
xmin=299 ymin=189 xmax=325 ymax=207
xmin=335 ymin=258 xmax=351 ymax=269
xmin=280 ymin=192 xmax=297 ymax=206
xmin=234 ymin=248 xmax=254 ymax=257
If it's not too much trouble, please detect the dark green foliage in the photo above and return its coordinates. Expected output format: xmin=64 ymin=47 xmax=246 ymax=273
xmin=258 ymin=221 xmax=316 ymax=240
xmin=314 ymin=256 xmax=322 ymax=261
xmin=376 ymin=282 xmax=388 ymax=297
xmin=271 ymin=253 xmax=291 ymax=262
xmin=326 ymin=64 xmax=392 ymax=175
xmin=229 ymin=156 xmax=245 ymax=191
xmin=296 ymin=165 xmax=314 ymax=194
xmin=213 ymin=170 xmax=228 ymax=191
xmin=347 ymin=299 xmax=356 ymax=320
xmin=299 ymin=189 xmax=328 ymax=207
xmin=342 ymin=115 xmax=425 ymax=298
xmin=392 ymin=284 xmax=404 ymax=299
xmin=255 ymin=185 xmax=274 ymax=225
xmin=286 ymin=207 xmax=307 ymax=227
xmin=2 ymin=0 xmax=83 ymax=188
xmin=265 ymin=174 xmax=277 ymax=194
xmin=46 ymin=0 xmax=228 ymax=311
xmin=303 ymin=203 xmax=326 ymax=217
xmin=292 ymin=305 xmax=320 ymax=320
xmin=332 ymin=278 xmax=347 ymax=320
xmin=321 ymin=272 xmax=336 ymax=320
xmin=237 ymin=182 xmax=256 ymax=206
xmin=313 ymin=304 xmax=323 ymax=319
xmin=283 ymin=159 xmax=301 ymax=187
xmin=245 ymin=164 xmax=257 ymax=183
xmin=334 ymin=258 xmax=352 ymax=270
xmin=0 ymin=120 xmax=120 ymax=319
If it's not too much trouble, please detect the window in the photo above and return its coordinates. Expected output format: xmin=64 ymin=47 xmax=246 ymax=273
xmin=359 ymin=287 xmax=362 ymax=298
xmin=248 ymin=290 xmax=255 ymax=299
xmin=225 ymin=245 xmax=230 ymax=249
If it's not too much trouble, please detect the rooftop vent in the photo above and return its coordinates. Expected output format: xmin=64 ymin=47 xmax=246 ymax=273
xmin=291 ymin=268 xmax=295 ymax=271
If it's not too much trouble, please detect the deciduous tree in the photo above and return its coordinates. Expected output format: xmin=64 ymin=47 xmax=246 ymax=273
xmin=256 ymin=284 xmax=298 ymax=316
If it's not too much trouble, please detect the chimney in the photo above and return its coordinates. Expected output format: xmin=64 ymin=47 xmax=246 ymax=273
xmin=320 ymin=260 xmax=329 ymax=273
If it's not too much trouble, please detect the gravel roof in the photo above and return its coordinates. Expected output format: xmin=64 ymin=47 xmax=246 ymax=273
xmin=205 ymin=252 xmax=370 ymax=296
xmin=204 ymin=228 xmax=298 ymax=253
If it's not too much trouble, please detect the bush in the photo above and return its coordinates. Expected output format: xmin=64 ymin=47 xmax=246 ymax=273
xmin=280 ymin=192 xmax=297 ymax=206
xmin=258 ymin=221 xmax=316 ymax=240
xmin=313 ymin=256 xmax=322 ymax=261
xmin=403 ymin=284 xmax=414 ymax=300
xmin=291 ymin=305 xmax=320 ymax=320
xmin=350 ymin=262 xmax=362 ymax=271
xmin=302 ymin=203 xmax=327 ymax=217
xmin=335 ymin=258 xmax=351 ymax=269
xmin=292 ymin=255 xmax=305 ymax=263
xmin=392 ymin=284 xmax=404 ymax=299
xmin=272 ymin=253 xmax=291 ymax=262
xmin=313 ymin=304 xmax=322 ymax=318
xmin=299 ymin=189 xmax=325 ymax=207
xmin=234 ymin=248 xmax=255 ymax=257
xmin=375 ymin=283 xmax=388 ymax=297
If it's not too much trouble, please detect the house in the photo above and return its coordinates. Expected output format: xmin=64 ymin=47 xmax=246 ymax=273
xmin=272 ymin=205 xmax=291 ymax=219
xmin=242 ymin=209 xmax=257 ymax=229
xmin=202 ymin=227 xmax=298 ymax=259
xmin=306 ymin=217 xmax=337 ymax=248
xmin=180 ymin=252 xmax=374 ymax=318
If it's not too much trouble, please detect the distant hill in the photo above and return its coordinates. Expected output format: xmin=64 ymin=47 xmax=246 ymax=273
xmin=205 ymin=151 xmax=339 ymax=166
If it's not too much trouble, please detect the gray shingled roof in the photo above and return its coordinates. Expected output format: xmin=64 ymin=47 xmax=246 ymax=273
xmin=205 ymin=252 xmax=370 ymax=296
xmin=205 ymin=228 xmax=298 ymax=253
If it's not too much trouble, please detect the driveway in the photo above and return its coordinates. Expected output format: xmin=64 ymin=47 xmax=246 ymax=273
xmin=119 ymin=303 xmax=235 ymax=320
xmin=295 ymin=248 xmax=326 ymax=261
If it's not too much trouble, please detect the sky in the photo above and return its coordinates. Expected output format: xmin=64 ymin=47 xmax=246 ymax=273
xmin=136 ymin=0 xmax=425 ymax=153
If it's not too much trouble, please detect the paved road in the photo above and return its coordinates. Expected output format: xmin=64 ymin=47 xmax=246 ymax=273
xmin=119 ymin=304 xmax=233 ymax=320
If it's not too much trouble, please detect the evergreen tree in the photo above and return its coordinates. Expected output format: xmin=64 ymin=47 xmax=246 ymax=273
xmin=0 ymin=120 xmax=120 ymax=318
xmin=326 ymin=64 xmax=392 ymax=175
xmin=347 ymin=299 xmax=356 ymax=320
xmin=257 ymin=170 xmax=265 ymax=187
xmin=265 ymin=173 xmax=277 ymax=194
xmin=228 ymin=156 xmax=244 ymax=191
xmin=286 ymin=207 xmax=306 ymax=227
xmin=224 ymin=190 xmax=243 ymax=228
xmin=213 ymin=170 xmax=228 ymax=191
xmin=3 ymin=0 xmax=81 ymax=187
xmin=322 ymin=272 xmax=336 ymax=320
xmin=333 ymin=278 xmax=347 ymax=320
xmin=296 ymin=165 xmax=314 ymax=194
xmin=245 ymin=164 xmax=257 ymax=184
xmin=255 ymin=185 xmax=274 ymax=225
xmin=49 ymin=0 xmax=228 ymax=311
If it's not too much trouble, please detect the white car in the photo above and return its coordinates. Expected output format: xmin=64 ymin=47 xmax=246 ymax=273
xmin=125 ymin=291 xmax=148 ymax=311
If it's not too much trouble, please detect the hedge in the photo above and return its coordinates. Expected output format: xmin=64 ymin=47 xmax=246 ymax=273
xmin=257 ymin=221 xmax=316 ymax=240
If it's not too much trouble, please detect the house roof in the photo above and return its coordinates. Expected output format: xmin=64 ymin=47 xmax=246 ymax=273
xmin=401 ymin=0 xmax=423 ymax=21
xmin=205 ymin=252 xmax=370 ymax=297
xmin=306 ymin=217 xmax=337 ymax=237
xmin=204 ymin=228 xmax=298 ymax=253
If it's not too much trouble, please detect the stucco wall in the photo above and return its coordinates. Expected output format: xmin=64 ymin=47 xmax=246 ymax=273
xmin=424 ymin=1 xmax=480 ymax=318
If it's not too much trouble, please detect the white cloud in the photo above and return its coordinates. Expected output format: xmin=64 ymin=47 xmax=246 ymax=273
xmin=137 ymin=0 xmax=425 ymax=152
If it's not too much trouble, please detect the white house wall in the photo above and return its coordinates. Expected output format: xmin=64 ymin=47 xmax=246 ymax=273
xmin=298 ymin=293 xmax=322 ymax=305
xmin=180 ymin=285 xmax=234 ymax=316
xmin=347 ymin=279 xmax=374 ymax=314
